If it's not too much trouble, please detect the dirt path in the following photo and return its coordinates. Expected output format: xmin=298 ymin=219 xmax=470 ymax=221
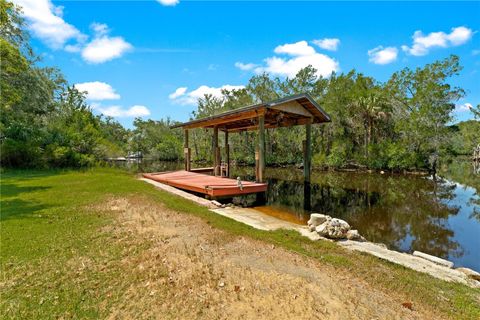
xmin=100 ymin=196 xmax=440 ymax=320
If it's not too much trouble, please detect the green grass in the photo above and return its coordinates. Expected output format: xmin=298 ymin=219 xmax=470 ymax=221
xmin=1 ymin=168 xmax=479 ymax=319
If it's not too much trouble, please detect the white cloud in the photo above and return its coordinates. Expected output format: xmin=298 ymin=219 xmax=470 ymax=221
xmin=168 ymin=87 xmax=187 ymax=99
xmin=156 ymin=0 xmax=179 ymax=6
xmin=79 ymin=83 xmax=148 ymax=118
xmin=447 ymin=27 xmax=473 ymax=45
xmin=454 ymin=103 xmax=473 ymax=113
xmin=90 ymin=22 xmax=109 ymax=36
xmin=81 ymin=23 xmax=132 ymax=64
xmin=402 ymin=26 xmax=473 ymax=56
xmin=234 ymin=62 xmax=258 ymax=71
xmin=98 ymin=105 xmax=151 ymax=117
xmin=74 ymin=81 xmax=120 ymax=100
xmin=169 ymin=85 xmax=245 ymax=105
xmin=368 ymin=46 xmax=398 ymax=65
xmin=64 ymin=44 xmax=82 ymax=53
xmin=312 ymin=38 xmax=340 ymax=51
xmin=258 ymin=54 xmax=338 ymax=78
xmin=82 ymin=37 xmax=132 ymax=63
xmin=252 ymin=41 xmax=338 ymax=78
xmin=13 ymin=1 xmax=132 ymax=64
xmin=236 ymin=41 xmax=338 ymax=78
xmin=12 ymin=0 xmax=83 ymax=48
xmin=274 ymin=41 xmax=316 ymax=56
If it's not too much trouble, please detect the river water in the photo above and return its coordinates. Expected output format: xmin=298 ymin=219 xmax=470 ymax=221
xmin=115 ymin=160 xmax=480 ymax=272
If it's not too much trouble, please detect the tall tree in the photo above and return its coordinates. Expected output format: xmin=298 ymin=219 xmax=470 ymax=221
xmin=387 ymin=55 xmax=465 ymax=171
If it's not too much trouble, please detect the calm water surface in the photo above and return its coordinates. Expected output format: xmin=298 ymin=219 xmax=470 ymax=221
xmin=119 ymin=160 xmax=480 ymax=271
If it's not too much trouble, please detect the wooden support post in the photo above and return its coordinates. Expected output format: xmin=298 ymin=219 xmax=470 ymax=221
xmin=304 ymin=119 xmax=312 ymax=183
xmin=213 ymin=126 xmax=219 ymax=176
xmin=258 ymin=114 xmax=265 ymax=183
xmin=184 ymin=129 xmax=191 ymax=171
xmin=225 ymin=130 xmax=230 ymax=177
xmin=216 ymin=146 xmax=221 ymax=176
xmin=255 ymin=150 xmax=259 ymax=181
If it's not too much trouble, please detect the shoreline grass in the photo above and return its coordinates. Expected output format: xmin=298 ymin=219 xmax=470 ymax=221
xmin=1 ymin=168 xmax=479 ymax=319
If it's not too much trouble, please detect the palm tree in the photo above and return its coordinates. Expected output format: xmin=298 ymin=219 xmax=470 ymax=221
xmin=350 ymin=89 xmax=388 ymax=160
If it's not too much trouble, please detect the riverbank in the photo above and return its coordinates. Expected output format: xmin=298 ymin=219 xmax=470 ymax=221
xmin=1 ymin=168 xmax=479 ymax=319
xmin=123 ymin=158 xmax=433 ymax=175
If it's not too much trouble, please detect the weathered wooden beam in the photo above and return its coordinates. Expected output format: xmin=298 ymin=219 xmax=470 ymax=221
xmin=184 ymin=148 xmax=191 ymax=171
xmin=182 ymin=108 xmax=266 ymax=129
xmin=184 ymin=129 xmax=191 ymax=171
xmin=255 ymin=150 xmax=259 ymax=182
xmin=258 ymin=114 xmax=265 ymax=183
xmin=215 ymin=147 xmax=221 ymax=176
xmin=226 ymin=116 xmax=313 ymax=133
xmin=213 ymin=126 xmax=219 ymax=176
xmin=304 ymin=119 xmax=312 ymax=183
xmin=225 ymin=130 xmax=230 ymax=178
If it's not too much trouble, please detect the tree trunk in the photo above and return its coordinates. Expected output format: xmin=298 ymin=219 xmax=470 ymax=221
xmin=364 ymin=121 xmax=368 ymax=159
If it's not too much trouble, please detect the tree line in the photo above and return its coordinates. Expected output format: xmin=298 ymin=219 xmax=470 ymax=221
xmin=1 ymin=1 xmax=130 ymax=167
xmin=184 ymin=61 xmax=480 ymax=172
xmin=1 ymin=0 xmax=479 ymax=171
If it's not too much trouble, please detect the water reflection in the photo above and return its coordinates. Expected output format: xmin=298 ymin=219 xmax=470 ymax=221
xmin=303 ymin=182 xmax=311 ymax=211
xmin=112 ymin=159 xmax=480 ymax=271
xmin=230 ymin=166 xmax=479 ymax=272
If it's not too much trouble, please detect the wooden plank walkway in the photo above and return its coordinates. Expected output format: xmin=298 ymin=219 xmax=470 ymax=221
xmin=142 ymin=170 xmax=267 ymax=198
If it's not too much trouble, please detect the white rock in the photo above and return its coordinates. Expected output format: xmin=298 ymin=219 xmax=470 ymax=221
xmin=307 ymin=213 xmax=331 ymax=227
xmin=327 ymin=227 xmax=348 ymax=239
xmin=346 ymin=229 xmax=365 ymax=241
xmin=456 ymin=267 xmax=480 ymax=281
xmin=315 ymin=223 xmax=329 ymax=237
xmin=329 ymin=218 xmax=350 ymax=229
xmin=413 ymin=251 xmax=454 ymax=269
xmin=315 ymin=218 xmax=351 ymax=239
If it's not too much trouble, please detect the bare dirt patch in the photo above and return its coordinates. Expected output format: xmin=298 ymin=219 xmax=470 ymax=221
xmin=98 ymin=196 xmax=442 ymax=320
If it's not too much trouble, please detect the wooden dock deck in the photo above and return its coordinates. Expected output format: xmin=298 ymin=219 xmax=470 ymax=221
xmin=142 ymin=170 xmax=267 ymax=198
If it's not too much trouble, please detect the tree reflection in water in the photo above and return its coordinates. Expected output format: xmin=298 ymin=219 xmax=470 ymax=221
xmin=123 ymin=160 xmax=479 ymax=271
xmin=231 ymin=165 xmax=479 ymax=271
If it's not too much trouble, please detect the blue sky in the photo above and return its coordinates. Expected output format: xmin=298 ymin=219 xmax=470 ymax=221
xmin=13 ymin=0 xmax=480 ymax=128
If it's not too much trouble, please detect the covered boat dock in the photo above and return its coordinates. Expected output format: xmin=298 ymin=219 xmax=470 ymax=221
xmin=142 ymin=93 xmax=331 ymax=198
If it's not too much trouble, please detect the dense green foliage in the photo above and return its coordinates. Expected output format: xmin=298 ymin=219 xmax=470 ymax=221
xmin=184 ymin=60 xmax=478 ymax=172
xmin=129 ymin=118 xmax=183 ymax=161
xmin=0 ymin=1 xmax=128 ymax=167
xmin=1 ymin=0 xmax=478 ymax=170
xmin=449 ymin=120 xmax=480 ymax=156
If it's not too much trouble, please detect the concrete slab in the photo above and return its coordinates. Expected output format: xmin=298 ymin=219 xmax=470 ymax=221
xmin=339 ymin=241 xmax=478 ymax=287
xmin=413 ymin=251 xmax=455 ymax=268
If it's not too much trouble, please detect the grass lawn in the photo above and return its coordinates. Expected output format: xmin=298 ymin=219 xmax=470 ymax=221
xmin=1 ymin=168 xmax=479 ymax=319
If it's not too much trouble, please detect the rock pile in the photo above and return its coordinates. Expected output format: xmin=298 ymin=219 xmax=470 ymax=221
xmin=307 ymin=213 xmax=365 ymax=241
